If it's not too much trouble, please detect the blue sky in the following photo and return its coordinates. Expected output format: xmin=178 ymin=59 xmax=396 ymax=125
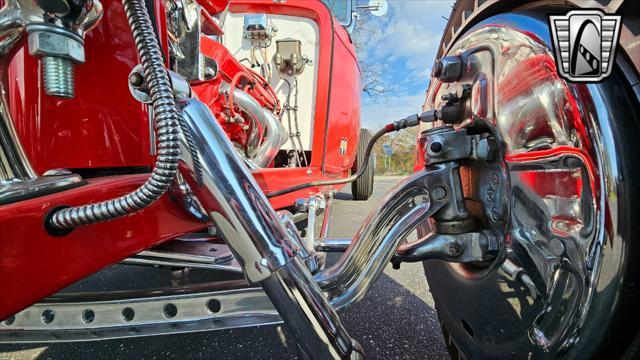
xmin=355 ymin=0 xmax=455 ymax=129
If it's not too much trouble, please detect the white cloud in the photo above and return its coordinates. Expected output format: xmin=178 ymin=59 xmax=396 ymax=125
xmin=358 ymin=0 xmax=454 ymax=130
xmin=368 ymin=0 xmax=454 ymax=72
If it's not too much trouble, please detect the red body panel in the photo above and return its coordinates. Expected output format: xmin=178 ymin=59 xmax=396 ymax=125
xmin=5 ymin=1 xmax=155 ymax=175
xmin=0 ymin=175 xmax=206 ymax=317
xmin=322 ymin=22 xmax=361 ymax=173
xmin=0 ymin=0 xmax=362 ymax=317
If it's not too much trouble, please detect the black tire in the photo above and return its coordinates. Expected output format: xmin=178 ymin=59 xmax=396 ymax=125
xmin=422 ymin=12 xmax=640 ymax=360
xmin=351 ymin=128 xmax=374 ymax=201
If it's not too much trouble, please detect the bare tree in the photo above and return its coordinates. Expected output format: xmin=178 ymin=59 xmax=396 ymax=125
xmin=352 ymin=12 xmax=394 ymax=101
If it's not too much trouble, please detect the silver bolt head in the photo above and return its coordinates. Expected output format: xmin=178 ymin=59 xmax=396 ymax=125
xmin=431 ymin=186 xmax=447 ymax=201
xmin=204 ymin=66 xmax=217 ymax=79
xmin=294 ymin=198 xmax=308 ymax=212
xmin=435 ymin=56 xmax=462 ymax=83
xmin=28 ymin=31 xmax=85 ymax=63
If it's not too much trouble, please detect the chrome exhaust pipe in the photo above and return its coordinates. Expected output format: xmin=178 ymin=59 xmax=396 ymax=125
xmin=177 ymin=99 xmax=361 ymax=359
xmin=219 ymin=83 xmax=287 ymax=168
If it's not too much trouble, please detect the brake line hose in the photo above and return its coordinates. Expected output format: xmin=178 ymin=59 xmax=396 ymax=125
xmin=265 ymin=110 xmax=437 ymax=198
xmin=49 ymin=0 xmax=181 ymax=230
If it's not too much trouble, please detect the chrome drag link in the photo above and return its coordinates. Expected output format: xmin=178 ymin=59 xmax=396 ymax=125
xmin=314 ymin=167 xmax=454 ymax=310
xmin=177 ymin=99 xmax=361 ymax=359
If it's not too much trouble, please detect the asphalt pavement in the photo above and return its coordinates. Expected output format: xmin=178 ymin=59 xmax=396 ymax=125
xmin=0 ymin=176 xmax=449 ymax=360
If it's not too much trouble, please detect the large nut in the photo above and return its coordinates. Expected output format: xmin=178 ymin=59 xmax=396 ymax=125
xmin=433 ymin=56 xmax=462 ymax=83
xmin=28 ymin=31 xmax=85 ymax=63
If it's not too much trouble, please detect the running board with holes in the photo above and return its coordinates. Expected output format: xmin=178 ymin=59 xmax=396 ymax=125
xmin=121 ymin=241 xmax=243 ymax=273
xmin=0 ymin=287 xmax=280 ymax=343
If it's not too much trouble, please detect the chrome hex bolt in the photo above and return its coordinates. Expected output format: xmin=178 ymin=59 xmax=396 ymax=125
xmin=28 ymin=27 xmax=85 ymax=98
xmin=432 ymin=56 xmax=462 ymax=83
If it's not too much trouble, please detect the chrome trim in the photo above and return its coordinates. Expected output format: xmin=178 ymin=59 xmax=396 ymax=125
xmin=0 ymin=174 xmax=84 ymax=205
xmin=177 ymin=99 xmax=296 ymax=280
xmin=304 ymin=195 xmax=325 ymax=254
xmin=177 ymin=98 xmax=360 ymax=359
xmin=0 ymin=287 xmax=279 ymax=343
xmin=123 ymin=239 xmax=239 ymax=270
xmin=137 ymin=249 xmax=232 ymax=265
xmin=219 ymin=82 xmax=287 ymax=168
xmin=315 ymin=238 xmax=351 ymax=253
xmin=121 ymin=257 xmax=242 ymax=273
xmin=0 ymin=84 xmax=37 ymax=184
xmin=277 ymin=210 xmax=320 ymax=273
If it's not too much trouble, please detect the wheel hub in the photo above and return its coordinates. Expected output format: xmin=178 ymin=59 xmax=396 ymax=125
xmin=417 ymin=13 xmax=623 ymax=358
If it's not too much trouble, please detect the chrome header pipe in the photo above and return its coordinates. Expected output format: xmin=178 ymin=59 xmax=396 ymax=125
xmin=219 ymin=83 xmax=287 ymax=168
xmin=315 ymin=163 xmax=461 ymax=310
xmin=177 ymin=98 xmax=361 ymax=359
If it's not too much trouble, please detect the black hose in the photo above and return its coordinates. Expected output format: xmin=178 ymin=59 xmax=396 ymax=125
xmin=266 ymin=124 xmax=395 ymax=198
xmin=265 ymin=110 xmax=438 ymax=198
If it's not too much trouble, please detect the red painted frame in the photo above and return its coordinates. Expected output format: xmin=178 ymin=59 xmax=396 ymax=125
xmin=0 ymin=0 xmax=363 ymax=317
xmin=0 ymin=176 xmax=207 ymax=318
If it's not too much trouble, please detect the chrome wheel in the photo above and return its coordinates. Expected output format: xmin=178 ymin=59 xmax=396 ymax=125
xmin=421 ymin=12 xmax=640 ymax=359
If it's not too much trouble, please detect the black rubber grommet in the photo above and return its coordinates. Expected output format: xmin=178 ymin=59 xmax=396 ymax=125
xmin=44 ymin=206 xmax=74 ymax=237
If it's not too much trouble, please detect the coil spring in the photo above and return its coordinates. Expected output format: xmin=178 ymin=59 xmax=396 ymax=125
xmin=49 ymin=0 xmax=181 ymax=229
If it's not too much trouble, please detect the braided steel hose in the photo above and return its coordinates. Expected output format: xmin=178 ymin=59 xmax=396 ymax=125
xmin=49 ymin=0 xmax=181 ymax=229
